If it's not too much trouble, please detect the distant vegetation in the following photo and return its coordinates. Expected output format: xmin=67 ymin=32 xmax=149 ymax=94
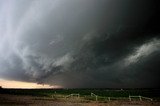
xmin=0 ymin=88 xmax=160 ymax=99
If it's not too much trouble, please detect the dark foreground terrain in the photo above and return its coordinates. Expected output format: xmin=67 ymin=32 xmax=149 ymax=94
xmin=0 ymin=88 xmax=160 ymax=106
xmin=0 ymin=94 xmax=160 ymax=106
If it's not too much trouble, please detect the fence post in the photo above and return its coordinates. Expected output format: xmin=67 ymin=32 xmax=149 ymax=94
xmin=96 ymin=96 xmax=98 ymax=101
xmin=108 ymin=97 xmax=110 ymax=101
xmin=91 ymin=93 xmax=98 ymax=101
xmin=129 ymin=95 xmax=131 ymax=101
xmin=139 ymin=96 xmax=142 ymax=101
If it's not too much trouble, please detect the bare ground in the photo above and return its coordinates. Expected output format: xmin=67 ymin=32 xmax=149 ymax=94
xmin=0 ymin=94 xmax=159 ymax=106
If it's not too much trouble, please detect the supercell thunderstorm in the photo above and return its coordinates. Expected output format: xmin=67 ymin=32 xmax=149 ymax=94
xmin=0 ymin=0 xmax=160 ymax=88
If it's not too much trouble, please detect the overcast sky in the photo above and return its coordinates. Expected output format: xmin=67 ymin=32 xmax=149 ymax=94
xmin=0 ymin=0 xmax=160 ymax=88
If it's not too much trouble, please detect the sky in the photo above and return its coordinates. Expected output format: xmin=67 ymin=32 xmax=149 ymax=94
xmin=0 ymin=78 xmax=60 ymax=88
xmin=0 ymin=0 xmax=160 ymax=88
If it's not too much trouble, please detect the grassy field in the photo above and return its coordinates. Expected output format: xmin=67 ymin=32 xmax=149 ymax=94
xmin=0 ymin=88 xmax=160 ymax=106
xmin=0 ymin=88 xmax=160 ymax=99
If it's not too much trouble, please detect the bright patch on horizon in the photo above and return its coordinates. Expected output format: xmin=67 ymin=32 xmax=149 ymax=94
xmin=0 ymin=79 xmax=60 ymax=89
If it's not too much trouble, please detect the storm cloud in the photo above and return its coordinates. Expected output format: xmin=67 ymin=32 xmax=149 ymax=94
xmin=0 ymin=0 xmax=160 ymax=88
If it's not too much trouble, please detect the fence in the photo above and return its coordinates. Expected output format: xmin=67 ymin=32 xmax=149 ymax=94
xmin=91 ymin=93 xmax=98 ymax=101
xmin=62 ymin=93 xmax=153 ymax=101
xmin=65 ymin=93 xmax=80 ymax=99
xmin=129 ymin=95 xmax=153 ymax=101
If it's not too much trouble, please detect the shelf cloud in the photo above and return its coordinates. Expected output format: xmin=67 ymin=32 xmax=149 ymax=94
xmin=0 ymin=0 xmax=160 ymax=88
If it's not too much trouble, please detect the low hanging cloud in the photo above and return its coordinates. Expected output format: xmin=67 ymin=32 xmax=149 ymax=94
xmin=0 ymin=0 xmax=160 ymax=88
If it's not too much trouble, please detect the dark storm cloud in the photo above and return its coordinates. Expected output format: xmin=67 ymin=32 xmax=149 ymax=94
xmin=0 ymin=0 xmax=160 ymax=88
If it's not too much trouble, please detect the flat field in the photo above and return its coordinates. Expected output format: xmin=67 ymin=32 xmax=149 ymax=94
xmin=0 ymin=88 xmax=160 ymax=106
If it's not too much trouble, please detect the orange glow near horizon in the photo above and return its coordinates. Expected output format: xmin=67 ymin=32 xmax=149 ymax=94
xmin=0 ymin=79 xmax=61 ymax=89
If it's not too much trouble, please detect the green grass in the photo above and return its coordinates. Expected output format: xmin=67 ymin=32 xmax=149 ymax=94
xmin=0 ymin=88 xmax=160 ymax=99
